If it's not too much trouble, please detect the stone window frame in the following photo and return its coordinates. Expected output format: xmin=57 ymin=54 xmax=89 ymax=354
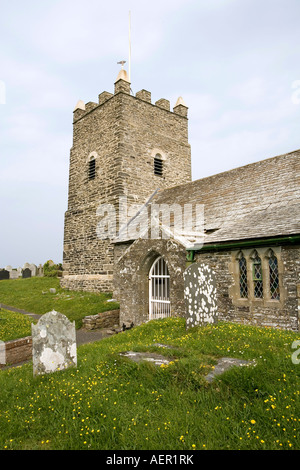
xmin=230 ymin=247 xmax=285 ymax=307
xmin=236 ymin=251 xmax=248 ymax=298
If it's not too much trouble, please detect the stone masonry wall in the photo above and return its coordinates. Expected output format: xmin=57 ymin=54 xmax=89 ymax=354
xmin=114 ymin=238 xmax=299 ymax=331
xmin=82 ymin=309 xmax=120 ymax=330
xmin=194 ymin=245 xmax=300 ymax=331
xmin=3 ymin=336 xmax=32 ymax=366
xmin=62 ymin=77 xmax=191 ymax=293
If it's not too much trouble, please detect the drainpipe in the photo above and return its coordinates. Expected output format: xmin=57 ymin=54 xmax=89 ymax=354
xmin=186 ymin=250 xmax=195 ymax=263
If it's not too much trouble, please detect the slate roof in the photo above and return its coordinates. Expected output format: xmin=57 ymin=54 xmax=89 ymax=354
xmin=153 ymin=149 xmax=300 ymax=246
xmin=115 ymin=149 xmax=300 ymax=248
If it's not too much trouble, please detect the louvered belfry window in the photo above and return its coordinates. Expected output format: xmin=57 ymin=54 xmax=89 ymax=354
xmin=154 ymin=155 xmax=163 ymax=177
xmin=88 ymin=158 xmax=96 ymax=180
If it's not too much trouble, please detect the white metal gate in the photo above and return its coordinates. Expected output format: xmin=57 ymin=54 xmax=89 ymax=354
xmin=149 ymin=256 xmax=170 ymax=320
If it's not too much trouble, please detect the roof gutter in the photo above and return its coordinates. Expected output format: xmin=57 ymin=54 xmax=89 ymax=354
xmin=186 ymin=235 xmax=300 ymax=262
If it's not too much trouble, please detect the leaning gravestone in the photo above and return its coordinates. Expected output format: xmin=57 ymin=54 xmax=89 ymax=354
xmin=31 ymin=310 xmax=77 ymax=376
xmin=184 ymin=263 xmax=218 ymax=329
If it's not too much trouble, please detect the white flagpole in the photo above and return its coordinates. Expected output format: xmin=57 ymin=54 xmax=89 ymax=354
xmin=129 ymin=10 xmax=131 ymax=83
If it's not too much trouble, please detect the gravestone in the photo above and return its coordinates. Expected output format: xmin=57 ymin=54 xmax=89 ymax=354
xmin=184 ymin=263 xmax=218 ymax=329
xmin=31 ymin=310 xmax=77 ymax=376
xmin=0 ymin=269 xmax=9 ymax=280
xmin=37 ymin=264 xmax=44 ymax=277
xmin=22 ymin=268 xmax=32 ymax=278
xmin=9 ymin=270 xmax=20 ymax=279
xmin=205 ymin=357 xmax=254 ymax=383
xmin=29 ymin=264 xmax=37 ymax=277
xmin=4 ymin=266 xmax=20 ymax=279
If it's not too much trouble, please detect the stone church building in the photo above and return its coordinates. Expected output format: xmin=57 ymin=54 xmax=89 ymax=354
xmin=61 ymin=68 xmax=300 ymax=331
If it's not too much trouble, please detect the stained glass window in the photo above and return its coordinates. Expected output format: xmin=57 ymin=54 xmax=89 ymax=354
xmin=239 ymin=255 xmax=248 ymax=298
xmin=269 ymin=252 xmax=280 ymax=300
xmin=252 ymin=252 xmax=263 ymax=298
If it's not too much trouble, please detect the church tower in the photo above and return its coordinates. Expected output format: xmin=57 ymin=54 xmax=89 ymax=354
xmin=61 ymin=68 xmax=192 ymax=292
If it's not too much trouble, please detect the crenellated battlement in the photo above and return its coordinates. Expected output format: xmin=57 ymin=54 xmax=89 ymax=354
xmin=73 ymin=71 xmax=188 ymax=123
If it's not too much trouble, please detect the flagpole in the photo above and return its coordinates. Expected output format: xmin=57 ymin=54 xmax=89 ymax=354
xmin=129 ymin=10 xmax=131 ymax=83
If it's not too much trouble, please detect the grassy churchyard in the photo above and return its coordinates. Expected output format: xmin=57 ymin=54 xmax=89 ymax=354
xmin=0 ymin=277 xmax=119 ymax=329
xmin=0 ymin=277 xmax=300 ymax=450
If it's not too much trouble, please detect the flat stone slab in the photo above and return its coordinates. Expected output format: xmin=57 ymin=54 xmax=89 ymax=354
xmin=120 ymin=351 xmax=172 ymax=366
xmin=205 ymin=357 xmax=254 ymax=383
xmin=119 ymin=351 xmax=254 ymax=378
xmin=153 ymin=343 xmax=175 ymax=349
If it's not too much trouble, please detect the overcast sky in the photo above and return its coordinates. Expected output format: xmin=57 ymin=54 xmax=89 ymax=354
xmin=0 ymin=0 xmax=299 ymax=268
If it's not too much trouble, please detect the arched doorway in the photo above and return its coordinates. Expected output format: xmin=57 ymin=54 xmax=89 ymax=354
xmin=149 ymin=256 xmax=170 ymax=320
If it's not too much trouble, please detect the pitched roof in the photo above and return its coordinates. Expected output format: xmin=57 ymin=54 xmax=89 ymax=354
xmin=114 ymin=149 xmax=300 ymax=248
xmin=152 ymin=149 xmax=300 ymax=246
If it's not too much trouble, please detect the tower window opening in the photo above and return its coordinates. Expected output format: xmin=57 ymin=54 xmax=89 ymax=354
xmin=154 ymin=155 xmax=163 ymax=177
xmin=88 ymin=158 xmax=96 ymax=180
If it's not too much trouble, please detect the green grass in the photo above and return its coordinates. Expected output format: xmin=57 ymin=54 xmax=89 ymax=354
xmin=0 ymin=318 xmax=299 ymax=450
xmin=0 ymin=310 xmax=34 ymax=342
xmin=0 ymin=277 xmax=119 ymax=329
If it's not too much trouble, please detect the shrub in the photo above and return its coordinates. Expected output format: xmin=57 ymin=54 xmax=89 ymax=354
xmin=43 ymin=260 xmax=63 ymax=278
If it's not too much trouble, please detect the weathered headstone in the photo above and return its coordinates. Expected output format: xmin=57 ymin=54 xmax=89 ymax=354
xmin=29 ymin=264 xmax=37 ymax=277
xmin=31 ymin=310 xmax=77 ymax=376
xmin=22 ymin=268 xmax=32 ymax=278
xmin=184 ymin=263 xmax=218 ymax=329
xmin=37 ymin=264 xmax=44 ymax=277
xmin=9 ymin=270 xmax=20 ymax=279
xmin=4 ymin=266 xmax=20 ymax=279
xmin=0 ymin=269 xmax=9 ymax=280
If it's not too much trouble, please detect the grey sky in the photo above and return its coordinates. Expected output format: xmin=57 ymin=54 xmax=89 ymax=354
xmin=0 ymin=0 xmax=299 ymax=267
